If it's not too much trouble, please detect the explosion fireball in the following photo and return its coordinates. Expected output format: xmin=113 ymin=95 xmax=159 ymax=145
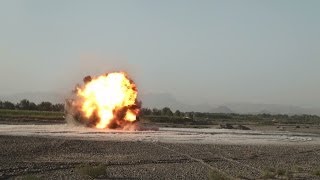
xmin=67 ymin=72 xmax=140 ymax=129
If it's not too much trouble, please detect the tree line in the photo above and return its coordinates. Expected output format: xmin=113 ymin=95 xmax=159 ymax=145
xmin=140 ymin=107 xmax=320 ymax=125
xmin=0 ymin=100 xmax=319 ymax=124
xmin=140 ymin=107 xmax=194 ymax=118
xmin=0 ymin=99 xmax=64 ymax=112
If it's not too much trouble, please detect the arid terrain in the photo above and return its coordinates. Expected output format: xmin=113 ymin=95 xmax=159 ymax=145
xmin=0 ymin=118 xmax=320 ymax=180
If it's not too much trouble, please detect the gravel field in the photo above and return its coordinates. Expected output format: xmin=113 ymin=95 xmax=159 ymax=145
xmin=1 ymin=135 xmax=320 ymax=179
xmin=0 ymin=123 xmax=320 ymax=179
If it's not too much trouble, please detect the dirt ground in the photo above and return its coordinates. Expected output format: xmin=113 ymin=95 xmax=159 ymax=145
xmin=0 ymin=118 xmax=319 ymax=179
xmin=0 ymin=135 xmax=320 ymax=180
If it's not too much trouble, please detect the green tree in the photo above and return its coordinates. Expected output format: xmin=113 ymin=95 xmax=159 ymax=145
xmin=29 ymin=102 xmax=37 ymax=110
xmin=152 ymin=108 xmax=161 ymax=116
xmin=162 ymin=107 xmax=173 ymax=116
xmin=3 ymin=101 xmax=15 ymax=109
xmin=37 ymin=102 xmax=53 ymax=111
xmin=174 ymin=110 xmax=181 ymax=117
xmin=186 ymin=112 xmax=194 ymax=120
xmin=141 ymin=108 xmax=152 ymax=116
xmin=17 ymin=99 xmax=30 ymax=110
xmin=52 ymin=104 xmax=64 ymax=112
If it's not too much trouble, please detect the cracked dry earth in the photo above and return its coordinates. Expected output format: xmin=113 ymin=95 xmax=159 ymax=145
xmin=1 ymin=136 xmax=320 ymax=179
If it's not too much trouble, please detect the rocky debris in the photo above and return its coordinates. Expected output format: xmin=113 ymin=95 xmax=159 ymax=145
xmin=236 ymin=125 xmax=251 ymax=130
xmin=220 ymin=124 xmax=250 ymax=130
xmin=220 ymin=123 xmax=234 ymax=129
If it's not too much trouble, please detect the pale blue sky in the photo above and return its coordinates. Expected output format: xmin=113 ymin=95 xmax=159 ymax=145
xmin=0 ymin=0 xmax=319 ymax=107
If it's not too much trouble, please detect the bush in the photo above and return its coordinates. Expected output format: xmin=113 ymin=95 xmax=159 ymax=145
xmin=276 ymin=168 xmax=286 ymax=176
xmin=262 ymin=171 xmax=275 ymax=179
xmin=21 ymin=174 xmax=41 ymax=180
xmin=261 ymin=168 xmax=276 ymax=179
xmin=208 ymin=169 xmax=230 ymax=180
xmin=261 ymin=168 xmax=292 ymax=179
xmin=76 ymin=164 xmax=107 ymax=178
xmin=314 ymin=168 xmax=320 ymax=176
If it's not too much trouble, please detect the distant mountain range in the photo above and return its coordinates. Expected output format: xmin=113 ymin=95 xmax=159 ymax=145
xmin=1 ymin=92 xmax=320 ymax=115
xmin=224 ymin=103 xmax=320 ymax=116
xmin=139 ymin=93 xmax=212 ymax=112
xmin=211 ymin=106 xmax=233 ymax=114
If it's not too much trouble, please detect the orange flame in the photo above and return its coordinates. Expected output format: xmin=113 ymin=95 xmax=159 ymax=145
xmin=76 ymin=72 xmax=139 ymax=129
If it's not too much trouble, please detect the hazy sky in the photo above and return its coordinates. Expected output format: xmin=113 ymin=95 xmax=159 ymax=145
xmin=0 ymin=0 xmax=319 ymax=107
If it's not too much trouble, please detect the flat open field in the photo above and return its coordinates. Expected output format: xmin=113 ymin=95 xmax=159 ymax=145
xmin=0 ymin=123 xmax=320 ymax=180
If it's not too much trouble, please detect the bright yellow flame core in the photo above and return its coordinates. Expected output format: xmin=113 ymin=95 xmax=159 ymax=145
xmin=77 ymin=72 xmax=138 ymax=129
xmin=124 ymin=110 xmax=137 ymax=122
